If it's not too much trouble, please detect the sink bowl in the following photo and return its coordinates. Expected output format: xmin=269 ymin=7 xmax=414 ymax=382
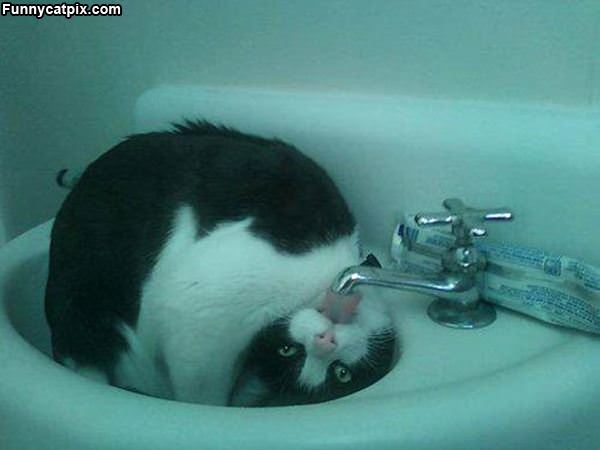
xmin=1 ymin=221 xmax=599 ymax=450
xmin=1 ymin=87 xmax=600 ymax=449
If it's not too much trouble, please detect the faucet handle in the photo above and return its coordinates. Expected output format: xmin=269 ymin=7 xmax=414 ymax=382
xmin=414 ymin=198 xmax=513 ymax=243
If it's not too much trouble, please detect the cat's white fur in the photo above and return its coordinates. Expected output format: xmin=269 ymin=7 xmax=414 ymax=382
xmin=108 ymin=205 xmax=360 ymax=405
xmin=288 ymin=296 xmax=392 ymax=389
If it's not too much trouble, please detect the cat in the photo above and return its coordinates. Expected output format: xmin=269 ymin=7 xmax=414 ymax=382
xmin=45 ymin=120 xmax=397 ymax=406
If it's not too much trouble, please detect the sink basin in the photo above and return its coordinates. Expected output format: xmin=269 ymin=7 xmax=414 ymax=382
xmin=1 ymin=87 xmax=599 ymax=449
xmin=1 ymin=221 xmax=599 ymax=450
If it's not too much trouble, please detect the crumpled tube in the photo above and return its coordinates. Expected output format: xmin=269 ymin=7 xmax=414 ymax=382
xmin=391 ymin=214 xmax=600 ymax=334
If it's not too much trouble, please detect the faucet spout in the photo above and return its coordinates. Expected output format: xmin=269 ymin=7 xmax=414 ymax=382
xmin=330 ymin=265 xmax=479 ymax=305
xmin=337 ymin=198 xmax=511 ymax=329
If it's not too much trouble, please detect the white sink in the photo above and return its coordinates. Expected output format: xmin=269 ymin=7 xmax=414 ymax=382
xmin=1 ymin=87 xmax=599 ymax=449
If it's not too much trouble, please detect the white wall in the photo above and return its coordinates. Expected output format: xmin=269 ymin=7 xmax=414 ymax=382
xmin=0 ymin=0 xmax=599 ymax=242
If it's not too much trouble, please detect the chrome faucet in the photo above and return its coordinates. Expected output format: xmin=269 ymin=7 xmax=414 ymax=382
xmin=330 ymin=199 xmax=513 ymax=329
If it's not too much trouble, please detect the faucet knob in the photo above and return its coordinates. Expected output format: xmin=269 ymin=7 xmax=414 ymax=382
xmin=414 ymin=198 xmax=513 ymax=244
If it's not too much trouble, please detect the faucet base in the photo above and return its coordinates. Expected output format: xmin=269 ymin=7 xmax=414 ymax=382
xmin=427 ymin=298 xmax=496 ymax=329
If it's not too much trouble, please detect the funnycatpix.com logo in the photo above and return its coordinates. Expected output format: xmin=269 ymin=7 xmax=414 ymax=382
xmin=1 ymin=2 xmax=122 ymax=19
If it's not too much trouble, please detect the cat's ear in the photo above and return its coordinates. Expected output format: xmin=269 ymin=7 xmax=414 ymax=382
xmin=360 ymin=253 xmax=381 ymax=268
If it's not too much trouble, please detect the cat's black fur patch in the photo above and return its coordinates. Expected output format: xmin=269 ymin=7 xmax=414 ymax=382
xmin=362 ymin=253 xmax=382 ymax=268
xmin=45 ymin=120 xmax=355 ymax=377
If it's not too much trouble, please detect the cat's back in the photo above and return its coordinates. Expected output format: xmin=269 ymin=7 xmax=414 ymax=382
xmin=56 ymin=122 xmax=354 ymax=253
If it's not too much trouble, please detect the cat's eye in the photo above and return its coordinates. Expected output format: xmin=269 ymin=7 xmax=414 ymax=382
xmin=278 ymin=344 xmax=298 ymax=357
xmin=333 ymin=363 xmax=352 ymax=383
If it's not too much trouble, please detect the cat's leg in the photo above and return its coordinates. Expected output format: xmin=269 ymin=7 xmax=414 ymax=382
xmin=62 ymin=358 xmax=109 ymax=384
xmin=161 ymin=333 xmax=234 ymax=405
xmin=166 ymin=359 xmax=207 ymax=403
xmin=111 ymin=323 xmax=174 ymax=399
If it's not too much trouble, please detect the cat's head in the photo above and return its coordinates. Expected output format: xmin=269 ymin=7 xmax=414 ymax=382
xmin=229 ymin=266 xmax=397 ymax=406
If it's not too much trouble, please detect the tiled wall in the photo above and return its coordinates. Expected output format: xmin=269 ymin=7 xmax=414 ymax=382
xmin=0 ymin=0 xmax=599 ymax=242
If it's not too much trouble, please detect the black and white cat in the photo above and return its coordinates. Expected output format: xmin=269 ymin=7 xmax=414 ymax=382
xmin=45 ymin=121 xmax=397 ymax=406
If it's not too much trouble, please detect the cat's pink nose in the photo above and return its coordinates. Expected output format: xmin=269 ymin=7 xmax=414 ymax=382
xmin=314 ymin=330 xmax=337 ymax=354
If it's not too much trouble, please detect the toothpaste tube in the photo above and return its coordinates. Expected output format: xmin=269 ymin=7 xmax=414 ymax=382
xmin=391 ymin=215 xmax=600 ymax=334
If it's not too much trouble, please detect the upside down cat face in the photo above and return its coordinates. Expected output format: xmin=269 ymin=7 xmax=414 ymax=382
xmin=229 ymin=294 xmax=397 ymax=407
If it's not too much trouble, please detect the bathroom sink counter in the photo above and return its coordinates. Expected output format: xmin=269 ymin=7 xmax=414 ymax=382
xmin=2 ymin=86 xmax=600 ymax=450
